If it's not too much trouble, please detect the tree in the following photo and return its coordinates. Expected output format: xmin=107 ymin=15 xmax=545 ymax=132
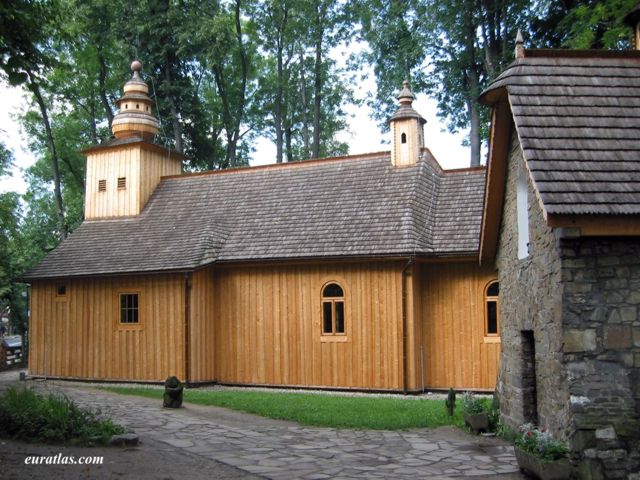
xmin=531 ymin=0 xmax=637 ymax=49
xmin=356 ymin=0 xmax=528 ymax=167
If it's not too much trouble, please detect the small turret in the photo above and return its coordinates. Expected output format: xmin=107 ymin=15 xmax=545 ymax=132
xmin=388 ymin=81 xmax=426 ymax=167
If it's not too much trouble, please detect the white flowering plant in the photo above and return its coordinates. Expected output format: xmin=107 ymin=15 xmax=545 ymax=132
xmin=515 ymin=423 xmax=569 ymax=461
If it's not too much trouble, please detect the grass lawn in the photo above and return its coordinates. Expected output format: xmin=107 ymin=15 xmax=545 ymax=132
xmin=104 ymin=387 xmax=464 ymax=430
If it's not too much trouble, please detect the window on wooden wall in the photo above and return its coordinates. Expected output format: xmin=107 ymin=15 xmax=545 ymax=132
xmin=55 ymin=284 xmax=68 ymax=302
xmin=98 ymin=179 xmax=106 ymax=192
xmin=117 ymin=177 xmax=127 ymax=190
xmin=321 ymin=282 xmax=345 ymax=336
xmin=484 ymin=281 xmax=500 ymax=340
xmin=119 ymin=293 xmax=140 ymax=325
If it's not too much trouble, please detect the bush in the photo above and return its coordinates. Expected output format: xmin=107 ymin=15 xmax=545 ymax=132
xmin=0 ymin=387 xmax=125 ymax=445
xmin=461 ymin=392 xmax=486 ymax=415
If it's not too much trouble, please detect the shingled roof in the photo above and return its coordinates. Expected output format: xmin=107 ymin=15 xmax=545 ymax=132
xmin=23 ymin=153 xmax=485 ymax=280
xmin=480 ymin=50 xmax=640 ymax=216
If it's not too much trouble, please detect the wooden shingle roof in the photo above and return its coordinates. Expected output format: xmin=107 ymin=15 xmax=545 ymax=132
xmin=480 ymin=51 xmax=640 ymax=216
xmin=23 ymin=153 xmax=485 ymax=280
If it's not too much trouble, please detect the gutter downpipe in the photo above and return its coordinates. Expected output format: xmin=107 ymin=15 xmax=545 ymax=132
xmin=184 ymin=272 xmax=192 ymax=386
xmin=401 ymin=257 xmax=414 ymax=394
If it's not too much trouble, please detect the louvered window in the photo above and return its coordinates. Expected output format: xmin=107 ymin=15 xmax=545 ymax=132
xmin=98 ymin=179 xmax=106 ymax=192
xmin=117 ymin=177 xmax=126 ymax=190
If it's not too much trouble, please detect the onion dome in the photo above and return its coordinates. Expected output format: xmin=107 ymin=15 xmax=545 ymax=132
xmin=111 ymin=60 xmax=159 ymax=141
xmin=388 ymin=80 xmax=426 ymax=125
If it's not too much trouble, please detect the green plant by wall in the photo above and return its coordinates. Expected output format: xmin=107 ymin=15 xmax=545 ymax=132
xmin=445 ymin=388 xmax=456 ymax=417
xmin=461 ymin=392 xmax=486 ymax=415
xmin=515 ymin=423 xmax=569 ymax=461
xmin=0 ymin=387 xmax=125 ymax=445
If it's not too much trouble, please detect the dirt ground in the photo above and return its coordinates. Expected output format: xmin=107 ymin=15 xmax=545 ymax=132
xmin=0 ymin=437 xmax=262 ymax=480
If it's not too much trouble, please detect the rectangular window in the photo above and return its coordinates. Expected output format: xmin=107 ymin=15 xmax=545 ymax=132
xmin=98 ymin=179 xmax=106 ymax=192
xmin=323 ymin=302 xmax=333 ymax=334
xmin=486 ymin=301 xmax=498 ymax=335
xmin=56 ymin=285 xmax=67 ymax=296
xmin=117 ymin=177 xmax=127 ymax=190
xmin=120 ymin=293 xmax=139 ymax=324
xmin=335 ymin=302 xmax=344 ymax=333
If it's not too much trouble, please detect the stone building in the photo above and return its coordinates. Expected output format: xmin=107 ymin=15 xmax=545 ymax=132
xmin=478 ymin=20 xmax=640 ymax=480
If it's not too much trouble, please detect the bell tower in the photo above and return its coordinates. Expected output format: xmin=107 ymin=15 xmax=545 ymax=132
xmin=388 ymin=81 xmax=426 ymax=167
xmin=83 ymin=60 xmax=183 ymax=219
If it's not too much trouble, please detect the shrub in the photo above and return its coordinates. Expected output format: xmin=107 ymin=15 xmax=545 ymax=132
xmin=461 ymin=392 xmax=486 ymax=415
xmin=515 ymin=423 xmax=569 ymax=461
xmin=0 ymin=387 xmax=125 ymax=446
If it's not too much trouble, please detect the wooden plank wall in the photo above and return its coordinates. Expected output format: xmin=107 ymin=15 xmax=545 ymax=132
xmin=84 ymin=146 xmax=181 ymax=220
xmin=212 ymin=261 xmax=405 ymax=390
xmin=419 ymin=262 xmax=500 ymax=390
xmin=84 ymin=147 xmax=140 ymax=219
xmin=29 ymin=275 xmax=185 ymax=381
xmin=139 ymin=148 xmax=181 ymax=211
xmin=189 ymin=268 xmax=216 ymax=382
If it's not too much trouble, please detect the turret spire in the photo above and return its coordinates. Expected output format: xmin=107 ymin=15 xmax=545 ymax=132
xmin=111 ymin=60 xmax=160 ymax=141
xmin=388 ymin=81 xmax=426 ymax=167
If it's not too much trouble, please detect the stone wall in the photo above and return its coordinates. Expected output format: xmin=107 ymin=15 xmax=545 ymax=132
xmin=495 ymin=132 xmax=571 ymax=438
xmin=560 ymin=236 xmax=640 ymax=478
xmin=495 ymin=130 xmax=640 ymax=478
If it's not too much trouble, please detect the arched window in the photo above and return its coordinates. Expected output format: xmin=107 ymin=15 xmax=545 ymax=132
xmin=485 ymin=281 xmax=499 ymax=336
xmin=322 ymin=282 xmax=345 ymax=335
xmin=401 ymin=132 xmax=407 ymax=144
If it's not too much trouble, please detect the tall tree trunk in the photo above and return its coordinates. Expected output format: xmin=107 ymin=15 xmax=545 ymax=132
xmin=274 ymin=31 xmax=284 ymax=163
xmin=29 ymin=80 xmax=67 ymax=238
xmin=311 ymin=1 xmax=325 ymax=159
xmin=164 ymin=62 xmax=183 ymax=153
xmin=97 ymin=52 xmax=114 ymax=131
xmin=468 ymin=97 xmax=481 ymax=167
xmin=464 ymin=11 xmax=482 ymax=167
xmin=299 ymin=49 xmax=310 ymax=159
xmin=232 ymin=0 xmax=248 ymax=166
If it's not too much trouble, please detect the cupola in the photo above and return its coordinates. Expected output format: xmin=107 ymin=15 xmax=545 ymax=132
xmin=624 ymin=3 xmax=640 ymax=50
xmin=82 ymin=60 xmax=183 ymax=220
xmin=111 ymin=60 xmax=160 ymax=141
xmin=388 ymin=81 xmax=426 ymax=167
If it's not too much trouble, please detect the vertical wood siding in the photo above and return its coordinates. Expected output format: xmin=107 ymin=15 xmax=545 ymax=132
xmin=84 ymin=146 xmax=180 ymax=219
xmin=29 ymin=275 xmax=185 ymax=381
xmin=419 ymin=262 xmax=500 ymax=390
xmin=189 ymin=268 xmax=216 ymax=382
xmin=212 ymin=262 xmax=405 ymax=390
xmin=84 ymin=147 xmax=140 ymax=219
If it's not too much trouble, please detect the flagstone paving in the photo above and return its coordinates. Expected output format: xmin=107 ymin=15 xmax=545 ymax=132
xmin=0 ymin=370 xmax=525 ymax=479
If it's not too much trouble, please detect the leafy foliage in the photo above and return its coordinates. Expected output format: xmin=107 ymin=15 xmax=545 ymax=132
xmin=0 ymin=387 xmax=125 ymax=445
xmin=516 ymin=423 xmax=569 ymax=461
xmin=461 ymin=391 xmax=488 ymax=415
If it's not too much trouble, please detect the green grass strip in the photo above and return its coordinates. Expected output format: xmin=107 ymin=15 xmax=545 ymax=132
xmin=104 ymin=387 xmax=464 ymax=430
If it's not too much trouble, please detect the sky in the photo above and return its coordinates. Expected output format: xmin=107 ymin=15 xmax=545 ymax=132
xmin=0 ymin=74 xmax=473 ymax=195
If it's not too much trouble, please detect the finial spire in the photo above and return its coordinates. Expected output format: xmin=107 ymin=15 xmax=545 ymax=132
xmin=397 ymin=80 xmax=415 ymax=106
xmin=515 ymin=30 xmax=525 ymax=59
xmin=111 ymin=60 xmax=159 ymax=141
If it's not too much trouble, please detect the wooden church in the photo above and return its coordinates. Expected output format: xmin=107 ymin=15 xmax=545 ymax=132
xmin=22 ymin=64 xmax=499 ymax=392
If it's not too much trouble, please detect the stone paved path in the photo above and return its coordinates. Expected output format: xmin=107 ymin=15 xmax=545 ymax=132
xmin=1 ymin=371 xmax=525 ymax=479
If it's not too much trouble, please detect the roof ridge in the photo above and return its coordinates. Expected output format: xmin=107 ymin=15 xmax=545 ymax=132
xmin=163 ymin=151 xmax=391 ymax=182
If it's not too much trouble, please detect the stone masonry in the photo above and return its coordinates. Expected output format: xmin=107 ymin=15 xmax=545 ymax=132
xmin=560 ymin=236 xmax=640 ymax=479
xmin=495 ymin=131 xmax=640 ymax=479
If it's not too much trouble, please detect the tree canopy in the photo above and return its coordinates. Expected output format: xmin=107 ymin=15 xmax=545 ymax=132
xmin=0 ymin=0 xmax=638 ymax=338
